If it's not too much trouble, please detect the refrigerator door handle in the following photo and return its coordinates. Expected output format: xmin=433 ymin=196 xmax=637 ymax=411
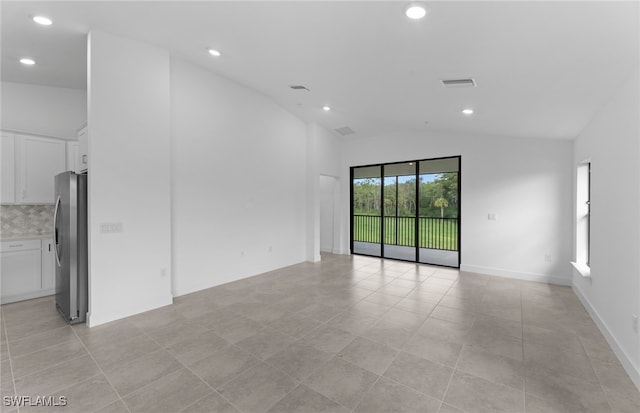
xmin=53 ymin=194 xmax=62 ymax=267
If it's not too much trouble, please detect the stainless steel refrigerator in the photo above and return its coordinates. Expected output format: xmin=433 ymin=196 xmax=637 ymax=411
xmin=53 ymin=171 xmax=88 ymax=324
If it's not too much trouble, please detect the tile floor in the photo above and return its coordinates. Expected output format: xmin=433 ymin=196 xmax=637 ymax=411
xmin=1 ymin=254 xmax=639 ymax=413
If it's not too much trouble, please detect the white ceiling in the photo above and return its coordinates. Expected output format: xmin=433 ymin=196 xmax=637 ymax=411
xmin=2 ymin=1 xmax=638 ymax=140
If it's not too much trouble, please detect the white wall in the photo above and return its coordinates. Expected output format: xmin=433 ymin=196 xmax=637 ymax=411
xmin=316 ymin=123 xmax=342 ymax=177
xmin=572 ymin=69 xmax=640 ymax=388
xmin=87 ymin=31 xmax=172 ymax=326
xmin=0 ymin=81 xmax=86 ymax=138
xmin=306 ymin=123 xmax=321 ymax=262
xmin=314 ymin=123 xmax=346 ymax=255
xmin=340 ymin=130 xmax=574 ymax=284
xmin=170 ymin=58 xmax=308 ymax=296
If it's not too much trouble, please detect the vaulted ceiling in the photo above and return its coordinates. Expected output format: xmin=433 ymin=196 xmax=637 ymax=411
xmin=2 ymin=1 xmax=638 ymax=140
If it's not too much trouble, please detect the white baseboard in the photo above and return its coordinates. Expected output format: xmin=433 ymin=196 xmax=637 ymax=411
xmin=87 ymin=295 xmax=173 ymax=327
xmin=0 ymin=289 xmax=54 ymax=305
xmin=459 ymin=264 xmax=572 ymax=286
xmin=572 ymin=284 xmax=640 ymax=391
xmin=319 ymin=248 xmax=350 ymax=255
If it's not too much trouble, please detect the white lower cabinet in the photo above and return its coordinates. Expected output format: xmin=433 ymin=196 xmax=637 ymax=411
xmin=42 ymin=238 xmax=55 ymax=291
xmin=0 ymin=237 xmax=55 ymax=304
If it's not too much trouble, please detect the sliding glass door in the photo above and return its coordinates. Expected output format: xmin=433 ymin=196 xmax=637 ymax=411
xmin=352 ymin=165 xmax=382 ymax=257
xmin=383 ymin=162 xmax=417 ymax=261
xmin=418 ymin=158 xmax=459 ymax=267
xmin=351 ymin=156 xmax=460 ymax=267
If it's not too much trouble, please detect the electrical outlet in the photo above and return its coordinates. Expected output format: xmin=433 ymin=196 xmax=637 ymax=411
xmin=160 ymin=268 xmax=167 ymax=278
xmin=544 ymin=254 xmax=552 ymax=262
xmin=633 ymin=315 xmax=638 ymax=334
xmin=268 ymin=246 xmax=273 ymax=253
xmin=488 ymin=213 xmax=497 ymax=221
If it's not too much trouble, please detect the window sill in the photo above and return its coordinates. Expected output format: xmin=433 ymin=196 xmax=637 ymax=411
xmin=571 ymin=261 xmax=591 ymax=278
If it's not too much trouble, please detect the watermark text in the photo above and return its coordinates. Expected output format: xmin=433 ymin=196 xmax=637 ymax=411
xmin=3 ymin=395 xmax=67 ymax=407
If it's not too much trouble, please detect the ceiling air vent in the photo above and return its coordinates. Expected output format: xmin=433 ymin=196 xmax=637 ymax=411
xmin=334 ymin=126 xmax=355 ymax=136
xmin=289 ymin=85 xmax=310 ymax=91
xmin=441 ymin=78 xmax=476 ymax=88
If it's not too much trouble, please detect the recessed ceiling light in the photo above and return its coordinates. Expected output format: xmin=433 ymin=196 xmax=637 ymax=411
xmin=322 ymin=106 xmax=331 ymax=111
xmin=405 ymin=3 xmax=427 ymax=19
xmin=20 ymin=58 xmax=35 ymax=65
xmin=462 ymin=108 xmax=474 ymax=115
xmin=208 ymin=49 xmax=221 ymax=57
xmin=33 ymin=15 xmax=52 ymax=25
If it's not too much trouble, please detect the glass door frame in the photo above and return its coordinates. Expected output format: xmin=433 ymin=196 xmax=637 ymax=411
xmin=350 ymin=155 xmax=461 ymax=268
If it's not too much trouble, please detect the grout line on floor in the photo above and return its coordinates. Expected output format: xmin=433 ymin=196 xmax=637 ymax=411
xmin=585 ymin=342 xmax=616 ymax=413
xmin=70 ymin=323 xmax=132 ymax=413
xmin=2 ymin=314 xmax=20 ymax=413
xmin=139 ymin=325 xmax=247 ymax=413
xmin=177 ymin=391 xmax=216 ymax=413
xmin=5 ymin=326 xmax=76 ymax=362
xmin=256 ymin=315 xmax=347 ymax=411
xmin=437 ymin=276 xmax=473 ymax=413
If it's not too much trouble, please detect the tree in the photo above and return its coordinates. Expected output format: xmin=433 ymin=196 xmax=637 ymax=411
xmin=398 ymin=178 xmax=416 ymax=216
xmin=384 ymin=198 xmax=394 ymax=216
xmin=434 ymin=197 xmax=448 ymax=218
xmin=353 ymin=178 xmax=382 ymax=214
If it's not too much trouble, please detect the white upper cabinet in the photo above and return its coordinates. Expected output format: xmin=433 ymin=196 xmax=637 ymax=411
xmin=1 ymin=133 xmax=16 ymax=204
xmin=66 ymin=141 xmax=80 ymax=173
xmin=15 ymin=134 xmax=66 ymax=204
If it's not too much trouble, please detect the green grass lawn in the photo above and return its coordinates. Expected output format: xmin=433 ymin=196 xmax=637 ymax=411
xmin=353 ymin=215 xmax=458 ymax=250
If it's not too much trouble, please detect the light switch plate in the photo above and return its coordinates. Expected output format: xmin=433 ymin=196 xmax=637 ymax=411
xmin=101 ymin=222 xmax=123 ymax=233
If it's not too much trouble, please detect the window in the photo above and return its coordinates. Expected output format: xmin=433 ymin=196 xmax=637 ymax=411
xmin=573 ymin=160 xmax=591 ymax=277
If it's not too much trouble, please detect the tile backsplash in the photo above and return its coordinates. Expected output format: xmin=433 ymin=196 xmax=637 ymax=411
xmin=0 ymin=205 xmax=55 ymax=237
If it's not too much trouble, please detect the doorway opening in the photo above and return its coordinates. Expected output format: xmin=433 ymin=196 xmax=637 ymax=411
xmin=350 ymin=156 xmax=460 ymax=267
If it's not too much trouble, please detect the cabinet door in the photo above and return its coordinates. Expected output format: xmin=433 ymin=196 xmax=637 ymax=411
xmin=1 ymin=249 xmax=42 ymax=299
xmin=1 ymin=133 xmax=15 ymax=204
xmin=77 ymin=126 xmax=88 ymax=171
xmin=41 ymin=238 xmax=55 ymax=290
xmin=66 ymin=141 xmax=80 ymax=173
xmin=15 ymin=135 xmax=66 ymax=204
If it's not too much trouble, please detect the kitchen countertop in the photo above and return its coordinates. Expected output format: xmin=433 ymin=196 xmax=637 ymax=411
xmin=1 ymin=233 xmax=54 ymax=241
